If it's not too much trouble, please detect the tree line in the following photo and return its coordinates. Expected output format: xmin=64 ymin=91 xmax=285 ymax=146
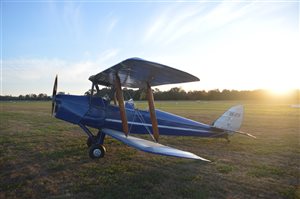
xmin=86 ymin=87 xmax=299 ymax=102
xmin=1 ymin=88 xmax=298 ymax=101
xmin=0 ymin=93 xmax=51 ymax=101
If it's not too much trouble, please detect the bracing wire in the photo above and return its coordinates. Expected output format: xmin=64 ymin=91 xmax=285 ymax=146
xmin=122 ymin=88 xmax=156 ymax=142
xmin=136 ymin=109 xmax=156 ymax=142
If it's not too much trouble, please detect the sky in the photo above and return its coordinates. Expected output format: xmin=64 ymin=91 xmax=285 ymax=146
xmin=1 ymin=1 xmax=299 ymax=96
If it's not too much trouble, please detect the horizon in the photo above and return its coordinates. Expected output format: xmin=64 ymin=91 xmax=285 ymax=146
xmin=2 ymin=1 xmax=299 ymax=96
xmin=2 ymin=87 xmax=299 ymax=99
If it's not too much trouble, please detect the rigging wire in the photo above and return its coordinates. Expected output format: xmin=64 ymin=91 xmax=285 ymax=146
xmin=136 ymin=109 xmax=156 ymax=142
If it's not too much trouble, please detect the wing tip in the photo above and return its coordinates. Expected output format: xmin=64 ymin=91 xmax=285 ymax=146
xmin=195 ymin=156 xmax=211 ymax=162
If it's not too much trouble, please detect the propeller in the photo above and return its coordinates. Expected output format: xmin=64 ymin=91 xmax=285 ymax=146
xmin=51 ymin=75 xmax=58 ymax=116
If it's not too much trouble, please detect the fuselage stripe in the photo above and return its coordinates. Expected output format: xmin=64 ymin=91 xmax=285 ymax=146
xmin=105 ymin=118 xmax=209 ymax=133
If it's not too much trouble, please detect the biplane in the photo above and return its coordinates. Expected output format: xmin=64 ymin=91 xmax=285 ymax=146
xmin=52 ymin=58 xmax=255 ymax=162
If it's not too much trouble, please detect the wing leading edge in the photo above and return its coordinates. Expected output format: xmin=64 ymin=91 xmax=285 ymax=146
xmin=102 ymin=128 xmax=210 ymax=161
xmin=89 ymin=58 xmax=200 ymax=88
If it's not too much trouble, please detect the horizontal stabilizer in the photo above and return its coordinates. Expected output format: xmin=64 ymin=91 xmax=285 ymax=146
xmin=102 ymin=128 xmax=210 ymax=161
xmin=236 ymin=131 xmax=257 ymax=139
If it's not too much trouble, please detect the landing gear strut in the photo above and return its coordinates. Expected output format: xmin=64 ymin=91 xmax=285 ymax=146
xmin=86 ymin=135 xmax=96 ymax=148
xmin=79 ymin=124 xmax=106 ymax=159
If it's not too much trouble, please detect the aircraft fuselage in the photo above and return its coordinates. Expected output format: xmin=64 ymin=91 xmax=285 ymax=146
xmin=54 ymin=94 xmax=225 ymax=138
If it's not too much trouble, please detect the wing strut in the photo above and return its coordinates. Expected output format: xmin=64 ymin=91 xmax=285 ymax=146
xmin=114 ymin=74 xmax=129 ymax=136
xmin=146 ymin=83 xmax=159 ymax=142
xmin=113 ymin=92 xmax=117 ymax=105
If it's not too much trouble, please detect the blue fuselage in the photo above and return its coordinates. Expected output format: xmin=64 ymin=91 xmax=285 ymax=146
xmin=54 ymin=95 xmax=223 ymax=137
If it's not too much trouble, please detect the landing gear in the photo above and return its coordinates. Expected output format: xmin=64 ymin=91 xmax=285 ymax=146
xmin=89 ymin=144 xmax=106 ymax=159
xmin=79 ymin=124 xmax=107 ymax=159
xmin=86 ymin=136 xmax=96 ymax=147
xmin=224 ymin=134 xmax=230 ymax=143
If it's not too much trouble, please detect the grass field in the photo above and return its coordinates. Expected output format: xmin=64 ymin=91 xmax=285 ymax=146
xmin=0 ymin=100 xmax=299 ymax=198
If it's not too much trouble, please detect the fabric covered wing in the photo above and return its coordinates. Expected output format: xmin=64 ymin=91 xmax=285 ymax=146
xmin=89 ymin=58 xmax=199 ymax=88
xmin=102 ymin=128 xmax=210 ymax=161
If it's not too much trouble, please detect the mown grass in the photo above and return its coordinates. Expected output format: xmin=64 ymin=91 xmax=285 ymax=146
xmin=0 ymin=100 xmax=299 ymax=198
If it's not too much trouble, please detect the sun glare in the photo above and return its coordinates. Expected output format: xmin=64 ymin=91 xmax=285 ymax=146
xmin=267 ymin=86 xmax=295 ymax=97
xmin=261 ymin=68 xmax=298 ymax=97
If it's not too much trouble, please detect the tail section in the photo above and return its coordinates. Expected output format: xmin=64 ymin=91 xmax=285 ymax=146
xmin=212 ymin=105 xmax=244 ymax=132
xmin=212 ymin=105 xmax=256 ymax=138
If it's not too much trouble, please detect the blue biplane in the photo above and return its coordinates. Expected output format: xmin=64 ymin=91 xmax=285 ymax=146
xmin=52 ymin=58 xmax=255 ymax=162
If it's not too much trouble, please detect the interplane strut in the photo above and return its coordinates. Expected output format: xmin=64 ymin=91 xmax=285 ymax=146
xmin=114 ymin=74 xmax=129 ymax=136
xmin=146 ymin=83 xmax=160 ymax=142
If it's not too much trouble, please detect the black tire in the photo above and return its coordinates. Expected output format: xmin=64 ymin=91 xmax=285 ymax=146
xmin=89 ymin=145 xmax=106 ymax=159
xmin=86 ymin=136 xmax=96 ymax=148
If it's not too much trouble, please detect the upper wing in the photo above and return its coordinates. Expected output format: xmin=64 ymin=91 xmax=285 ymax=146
xmin=89 ymin=58 xmax=200 ymax=88
xmin=102 ymin=128 xmax=210 ymax=161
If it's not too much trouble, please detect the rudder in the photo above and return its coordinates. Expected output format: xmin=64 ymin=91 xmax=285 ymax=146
xmin=212 ymin=105 xmax=244 ymax=132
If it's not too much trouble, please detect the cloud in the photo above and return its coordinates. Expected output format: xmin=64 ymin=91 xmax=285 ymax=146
xmin=143 ymin=2 xmax=259 ymax=45
xmin=63 ymin=2 xmax=82 ymax=38
xmin=2 ymin=48 xmax=120 ymax=96
xmin=106 ymin=18 xmax=119 ymax=34
xmin=96 ymin=48 xmax=120 ymax=64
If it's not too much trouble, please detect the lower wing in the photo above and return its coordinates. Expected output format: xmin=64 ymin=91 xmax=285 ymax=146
xmin=102 ymin=128 xmax=210 ymax=162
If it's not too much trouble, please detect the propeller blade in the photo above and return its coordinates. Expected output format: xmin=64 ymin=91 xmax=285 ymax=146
xmin=52 ymin=75 xmax=58 ymax=116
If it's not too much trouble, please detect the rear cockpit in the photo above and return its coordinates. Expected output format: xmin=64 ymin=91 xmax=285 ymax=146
xmin=125 ymin=99 xmax=135 ymax=110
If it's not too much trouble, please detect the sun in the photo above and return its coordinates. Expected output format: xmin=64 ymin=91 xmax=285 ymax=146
xmin=267 ymin=86 xmax=295 ymax=97
xmin=262 ymin=73 xmax=298 ymax=97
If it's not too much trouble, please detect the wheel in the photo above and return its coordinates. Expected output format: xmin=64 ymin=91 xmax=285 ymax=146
xmin=86 ymin=136 xmax=96 ymax=147
xmin=89 ymin=145 xmax=106 ymax=159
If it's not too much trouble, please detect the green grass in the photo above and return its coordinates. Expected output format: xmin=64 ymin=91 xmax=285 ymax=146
xmin=0 ymin=100 xmax=299 ymax=198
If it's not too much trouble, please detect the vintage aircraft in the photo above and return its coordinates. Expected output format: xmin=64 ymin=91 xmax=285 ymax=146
xmin=52 ymin=58 xmax=255 ymax=162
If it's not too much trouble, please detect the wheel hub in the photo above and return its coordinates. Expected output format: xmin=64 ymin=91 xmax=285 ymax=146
xmin=93 ymin=148 xmax=102 ymax=157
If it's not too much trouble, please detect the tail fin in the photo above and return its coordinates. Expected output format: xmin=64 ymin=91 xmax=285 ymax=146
xmin=212 ymin=105 xmax=244 ymax=132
